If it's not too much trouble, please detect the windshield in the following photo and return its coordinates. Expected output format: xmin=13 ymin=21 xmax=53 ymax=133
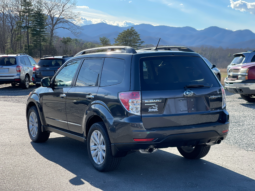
xmin=0 ymin=57 xmax=16 ymax=66
xmin=231 ymin=56 xmax=244 ymax=65
xmin=140 ymin=56 xmax=219 ymax=91
xmin=38 ymin=59 xmax=64 ymax=67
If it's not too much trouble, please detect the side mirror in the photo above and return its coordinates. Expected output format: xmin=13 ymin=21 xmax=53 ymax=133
xmin=41 ymin=77 xmax=51 ymax=87
xmin=212 ymin=64 xmax=216 ymax=69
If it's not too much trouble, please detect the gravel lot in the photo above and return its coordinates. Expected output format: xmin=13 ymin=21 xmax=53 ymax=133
xmin=0 ymin=83 xmax=255 ymax=190
xmin=0 ymin=83 xmax=254 ymax=152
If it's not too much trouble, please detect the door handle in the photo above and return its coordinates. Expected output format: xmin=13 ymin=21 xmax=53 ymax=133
xmin=86 ymin=94 xmax=94 ymax=99
xmin=60 ymin=94 xmax=66 ymax=98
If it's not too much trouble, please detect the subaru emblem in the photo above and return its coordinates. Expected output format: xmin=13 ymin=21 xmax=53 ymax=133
xmin=184 ymin=89 xmax=194 ymax=97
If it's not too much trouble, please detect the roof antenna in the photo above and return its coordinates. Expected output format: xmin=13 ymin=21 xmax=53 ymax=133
xmin=155 ymin=38 xmax=161 ymax=50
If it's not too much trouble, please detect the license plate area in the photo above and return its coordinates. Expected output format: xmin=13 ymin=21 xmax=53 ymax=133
xmin=0 ymin=69 xmax=9 ymax=73
xmin=164 ymin=97 xmax=208 ymax=114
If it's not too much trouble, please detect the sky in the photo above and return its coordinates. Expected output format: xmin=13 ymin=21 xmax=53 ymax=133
xmin=75 ymin=0 xmax=255 ymax=32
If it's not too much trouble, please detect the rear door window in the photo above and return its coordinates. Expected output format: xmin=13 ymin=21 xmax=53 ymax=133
xmin=28 ymin=57 xmax=37 ymax=66
xmin=38 ymin=59 xmax=64 ymax=67
xmin=140 ymin=56 xmax=219 ymax=91
xmin=0 ymin=57 xmax=16 ymax=66
xmin=76 ymin=58 xmax=104 ymax=87
xmin=24 ymin=57 xmax=31 ymax=66
xmin=100 ymin=58 xmax=125 ymax=87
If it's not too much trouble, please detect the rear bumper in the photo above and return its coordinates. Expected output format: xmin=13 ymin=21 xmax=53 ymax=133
xmin=110 ymin=110 xmax=229 ymax=157
xmin=0 ymin=78 xmax=21 ymax=84
xmin=224 ymin=78 xmax=255 ymax=94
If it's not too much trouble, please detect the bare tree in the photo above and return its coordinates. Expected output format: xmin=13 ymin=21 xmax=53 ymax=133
xmin=42 ymin=0 xmax=79 ymax=47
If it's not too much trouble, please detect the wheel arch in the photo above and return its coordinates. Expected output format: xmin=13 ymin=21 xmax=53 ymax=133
xmin=26 ymin=96 xmax=46 ymax=132
xmin=83 ymin=103 xmax=114 ymax=141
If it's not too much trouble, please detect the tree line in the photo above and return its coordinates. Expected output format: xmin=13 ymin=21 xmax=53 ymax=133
xmin=0 ymin=1 xmax=249 ymax=68
xmin=0 ymin=0 xmax=80 ymax=57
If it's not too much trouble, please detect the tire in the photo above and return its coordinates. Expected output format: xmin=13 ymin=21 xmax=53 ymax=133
xmin=87 ymin=122 xmax=121 ymax=172
xmin=21 ymin=75 xmax=30 ymax=89
xmin=27 ymin=106 xmax=50 ymax=143
xmin=11 ymin=82 xmax=16 ymax=87
xmin=177 ymin=145 xmax=211 ymax=159
xmin=240 ymin=94 xmax=255 ymax=102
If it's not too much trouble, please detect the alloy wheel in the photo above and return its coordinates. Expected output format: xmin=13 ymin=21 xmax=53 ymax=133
xmin=90 ymin=130 xmax=106 ymax=164
xmin=29 ymin=111 xmax=38 ymax=138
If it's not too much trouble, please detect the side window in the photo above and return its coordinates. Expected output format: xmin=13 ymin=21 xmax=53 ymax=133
xmin=54 ymin=60 xmax=81 ymax=87
xmin=28 ymin=57 xmax=37 ymax=66
xmin=251 ymin=56 xmax=255 ymax=62
xmin=100 ymin=58 xmax=125 ymax=87
xmin=24 ymin=57 xmax=31 ymax=66
xmin=20 ymin=57 xmax=26 ymax=65
xmin=76 ymin=58 xmax=103 ymax=87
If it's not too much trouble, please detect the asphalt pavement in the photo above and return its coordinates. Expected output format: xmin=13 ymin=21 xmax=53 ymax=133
xmin=0 ymin=84 xmax=255 ymax=190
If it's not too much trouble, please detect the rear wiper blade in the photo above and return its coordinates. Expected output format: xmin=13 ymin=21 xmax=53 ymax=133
xmin=185 ymin=84 xmax=211 ymax=89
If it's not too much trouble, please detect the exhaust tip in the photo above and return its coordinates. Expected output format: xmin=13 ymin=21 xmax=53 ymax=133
xmin=139 ymin=146 xmax=158 ymax=154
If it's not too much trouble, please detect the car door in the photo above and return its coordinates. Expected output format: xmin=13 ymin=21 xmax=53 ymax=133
xmin=65 ymin=58 xmax=104 ymax=134
xmin=42 ymin=60 xmax=81 ymax=130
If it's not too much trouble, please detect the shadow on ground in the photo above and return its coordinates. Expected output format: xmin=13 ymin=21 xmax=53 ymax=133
xmin=0 ymin=84 xmax=36 ymax=96
xmin=32 ymin=137 xmax=255 ymax=191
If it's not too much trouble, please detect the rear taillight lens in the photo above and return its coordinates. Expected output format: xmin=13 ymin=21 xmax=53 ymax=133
xmin=16 ymin=65 xmax=21 ymax=73
xmin=33 ymin=67 xmax=36 ymax=72
xmin=119 ymin=91 xmax=141 ymax=115
xmin=221 ymin=87 xmax=226 ymax=109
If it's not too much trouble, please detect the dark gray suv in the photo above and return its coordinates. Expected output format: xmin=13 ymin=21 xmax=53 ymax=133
xmin=26 ymin=46 xmax=229 ymax=171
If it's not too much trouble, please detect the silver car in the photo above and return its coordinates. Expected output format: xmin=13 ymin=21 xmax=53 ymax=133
xmin=0 ymin=54 xmax=37 ymax=89
xmin=202 ymin=57 xmax=221 ymax=81
xmin=227 ymin=50 xmax=255 ymax=74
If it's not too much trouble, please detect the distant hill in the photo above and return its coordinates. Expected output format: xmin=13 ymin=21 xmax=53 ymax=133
xmin=55 ymin=23 xmax=255 ymax=49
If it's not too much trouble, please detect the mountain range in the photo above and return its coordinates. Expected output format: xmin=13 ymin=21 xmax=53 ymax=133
xmin=56 ymin=23 xmax=255 ymax=49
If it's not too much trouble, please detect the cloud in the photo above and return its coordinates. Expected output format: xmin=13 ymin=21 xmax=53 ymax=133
xmin=76 ymin=6 xmax=89 ymax=9
xmin=129 ymin=1 xmax=132 ymax=3
xmin=230 ymin=0 xmax=255 ymax=14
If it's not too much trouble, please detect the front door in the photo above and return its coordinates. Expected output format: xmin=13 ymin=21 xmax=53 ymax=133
xmin=66 ymin=58 xmax=104 ymax=134
xmin=42 ymin=60 xmax=81 ymax=130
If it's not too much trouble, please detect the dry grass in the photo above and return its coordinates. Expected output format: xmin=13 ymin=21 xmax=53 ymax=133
xmin=219 ymin=68 xmax=227 ymax=85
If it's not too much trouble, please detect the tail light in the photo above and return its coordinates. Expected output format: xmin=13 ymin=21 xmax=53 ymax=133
xmin=33 ymin=67 xmax=36 ymax=72
xmin=119 ymin=91 xmax=141 ymax=115
xmin=221 ymin=87 xmax=226 ymax=109
xmin=16 ymin=65 xmax=21 ymax=73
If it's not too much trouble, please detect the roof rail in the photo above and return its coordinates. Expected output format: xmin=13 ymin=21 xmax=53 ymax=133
xmin=74 ymin=46 xmax=137 ymax=57
xmin=139 ymin=46 xmax=194 ymax=52
xmin=17 ymin=53 xmax=28 ymax=56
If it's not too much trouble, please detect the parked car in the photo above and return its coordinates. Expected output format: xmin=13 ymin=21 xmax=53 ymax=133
xmin=0 ymin=53 xmax=37 ymax=89
xmin=225 ymin=62 xmax=255 ymax=102
xmin=202 ymin=57 xmax=221 ymax=81
xmin=227 ymin=50 xmax=255 ymax=74
xmin=33 ymin=56 xmax=72 ymax=87
xmin=26 ymin=46 xmax=229 ymax=172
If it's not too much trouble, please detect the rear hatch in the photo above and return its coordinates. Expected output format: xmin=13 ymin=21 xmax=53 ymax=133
xmin=0 ymin=57 xmax=17 ymax=78
xmin=35 ymin=59 xmax=64 ymax=78
xmin=140 ymin=55 xmax=223 ymax=130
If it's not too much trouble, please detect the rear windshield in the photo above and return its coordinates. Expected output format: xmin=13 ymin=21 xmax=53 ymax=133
xmin=231 ymin=56 xmax=244 ymax=65
xmin=0 ymin=57 xmax=16 ymax=66
xmin=140 ymin=56 xmax=220 ymax=91
xmin=38 ymin=59 xmax=64 ymax=67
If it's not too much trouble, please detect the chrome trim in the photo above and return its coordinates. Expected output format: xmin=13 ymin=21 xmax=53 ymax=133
xmin=68 ymin=122 xmax=81 ymax=127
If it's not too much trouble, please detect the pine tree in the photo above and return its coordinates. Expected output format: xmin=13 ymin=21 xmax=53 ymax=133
xmin=21 ymin=0 xmax=34 ymax=54
xmin=31 ymin=0 xmax=47 ymax=58
xmin=114 ymin=27 xmax=144 ymax=49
